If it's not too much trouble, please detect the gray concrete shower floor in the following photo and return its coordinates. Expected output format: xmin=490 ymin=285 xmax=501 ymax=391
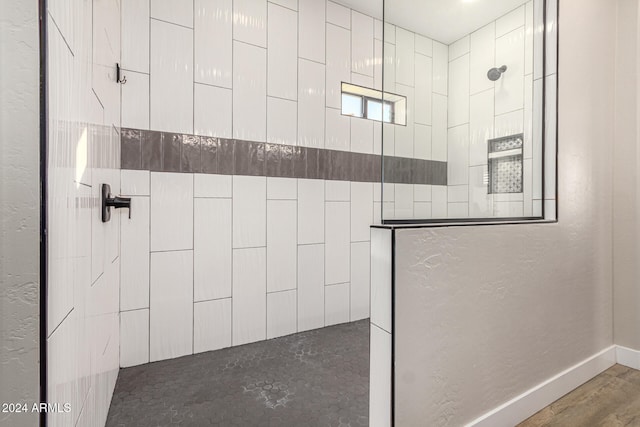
xmin=106 ymin=320 xmax=369 ymax=427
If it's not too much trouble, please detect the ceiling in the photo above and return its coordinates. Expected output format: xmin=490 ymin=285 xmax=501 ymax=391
xmin=335 ymin=0 xmax=529 ymax=45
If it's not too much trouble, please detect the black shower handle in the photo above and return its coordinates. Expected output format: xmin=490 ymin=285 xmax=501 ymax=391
xmin=107 ymin=195 xmax=132 ymax=218
xmin=102 ymin=184 xmax=132 ymax=222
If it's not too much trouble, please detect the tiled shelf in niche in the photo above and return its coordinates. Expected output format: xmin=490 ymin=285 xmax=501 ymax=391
xmin=488 ymin=134 xmax=524 ymax=194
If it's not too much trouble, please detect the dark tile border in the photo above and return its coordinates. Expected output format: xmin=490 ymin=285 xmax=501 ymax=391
xmin=121 ymin=128 xmax=447 ymax=185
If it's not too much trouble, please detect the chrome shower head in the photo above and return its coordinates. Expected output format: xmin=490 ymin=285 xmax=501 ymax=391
xmin=487 ymin=65 xmax=508 ymax=81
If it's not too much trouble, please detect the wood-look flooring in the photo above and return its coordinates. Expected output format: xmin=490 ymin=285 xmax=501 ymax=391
xmin=519 ymin=364 xmax=640 ymax=427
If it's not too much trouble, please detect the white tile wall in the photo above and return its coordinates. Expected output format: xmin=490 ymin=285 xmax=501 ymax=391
xmin=267 ymin=97 xmax=298 ymax=146
xmin=122 ymin=71 xmax=150 ymax=130
xmin=120 ymin=196 xmax=149 ymax=311
xmin=432 ymin=94 xmax=448 ymax=161
xmin=267 ymin=200 xmax=297 ymax=292
xmin=395 ymin=28 xmax=415 ymax=86
xmin=233 ymin=176 xmax=267 ymax=248
xmin=121 ymin=170 xmax=150 ymax=197
xmin=327 ymin=1 xmax=351 ymax=29
xmin=151 ymin=0 xmax=193 ymax=27
xmin=122 ymin=0 xmax=150 ymax=73
xmin=351 ymin=117 xmax=374 ymax=154
xmin=415 ymin=54 xmax=433 ymax=125
xmin=298 ymin=0 xmax=325 ymax=63
xmin=350 ymin=241 xmax=370 ymax=321
xmin=325 ymin=107 xmax=351 ymax=151
xmin=194 ymin=298 xmax=232 ymax=353
xmin=233 ymin=41 xmax=267 ymax=141
xmin=325 ymin=283 xmax=350 ymax=326
xmin=233 ymin=0 xmax=267 ymax=47
xmin=351 ymin=11 xmax=374 ymax=77
xmin=150 ymin=20 xmax=193 ymax=134
xmin=120 ymin=309 xmax=149 ymax=367
xmin=298 ymin=59 xmax=326 ymax=147
xmin=298 ymin=179 xmax=325 ymax=244
xmin=194 ymin=174 xmax=232 ymax=198
xmin=48 ymin=0 xmax=121 ymax=422
xmin=194 ymin=198 xmax=232 ymax=301
xmin=496 ymin=26 xmax=526 ymax=115
xmin=326 ymin=180 xmax=350 ymax=201
xmin=194 ymin=83 xmax=233 ymax=138
xmin=150 ymin=172 xmax=194 ymax=252
xmin=326 ymin=24 xmax=351 ymax=109
xmin=194 ymin=0 xmax=233 ymax=88
xmin=449 ymin=36 xmax=470 ymax=61
xmin=448 ymin=55 xmax=470 ymax=128
xmin=298 ymin=244 xmax=325 ymax=331
xmin=432 ymin=42 xmax=448 ymax=95
xmin=268 ymin=3 xmax=298 ymax=100
xmin=469 ymin=89 xmax=494 ymax=166
xmin=325 ymin=202 xmax=350 ymax=285
xmin=470 ymin=23 xmax=495 ymax=95
xmin=267 ymin=177 xmax=297 ymax=200
xmin=448 ymin=125 xmax=470 ymax=186
xmin=267 ymin=290 xmax=297 ymax=338
xmin=414 ymin=123 xmax=432 ymax=160
xmin=233 ymin=247 xmax=267 ymax=345
xmin=351 ymin=182 xmax=373 ymax=242
xmin=150 ymin=250 xmax=193 ymax=362
xmin=496 ymin=4 xmax=525 ymax=38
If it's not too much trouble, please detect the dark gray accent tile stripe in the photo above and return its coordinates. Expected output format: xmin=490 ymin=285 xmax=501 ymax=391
xmin=121 ymin=128 xmax=447 ymax=185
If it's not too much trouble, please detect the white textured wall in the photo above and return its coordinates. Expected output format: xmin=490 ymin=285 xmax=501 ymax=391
xmin=393 ymin=0 xmax=615 ymax=425
xmin=613 ymin=0 xmax=640 ymax=351
xmin=0 ymin=1 xmax=40 ymax=426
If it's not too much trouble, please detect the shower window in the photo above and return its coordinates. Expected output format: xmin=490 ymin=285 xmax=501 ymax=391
xmin=341 ymin=83 xmax=406 ymax=125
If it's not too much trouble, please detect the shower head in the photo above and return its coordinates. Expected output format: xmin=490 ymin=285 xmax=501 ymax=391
xmin=487 ymin=65 xmax=508 ymax=81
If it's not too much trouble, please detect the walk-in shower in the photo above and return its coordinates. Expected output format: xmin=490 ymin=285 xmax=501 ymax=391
xmin=42 ymin=0 xmax=557 ymax=425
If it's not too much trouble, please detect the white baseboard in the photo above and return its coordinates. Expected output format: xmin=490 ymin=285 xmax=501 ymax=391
xmin=465 ymin=346 xmax=617 ymax=427
xmin=616 ymin=345 xmax=640 ymax=370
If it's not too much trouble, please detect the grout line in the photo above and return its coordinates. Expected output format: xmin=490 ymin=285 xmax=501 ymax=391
xmin=150 ymin=17 xmax=193 ymax=30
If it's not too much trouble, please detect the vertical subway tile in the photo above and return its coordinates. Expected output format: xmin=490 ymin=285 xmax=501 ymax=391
xmin=150 ymin=172 xmax=194 ymax=251
xmin=293 ymin=146 xmax=308 ymax=179
xmin=217 ymin=138 xmax=234 ymax=175
xmin=181 ymin=135 xmax=201 ymax=173
xmin=232 ymin=247 xmax=267 ymax=346
xmin=280 ymin=145 xmax=295 ymax=178
xmin=194 ymin=0 xmax=233 ymax=88
xmin=298 ymin=244 xmax=325 ymax=331
xmin=121 ymin=129 xmax=142 ymax=170
xmin=162 ymin=133 xmax=182 ymax=173
xmin=201 ymin=137 xmax=218 ymax=174
xmin=233 ymin=41 xmax=267 ymax=142
xmin=194 ymin=298 xmax=232 ymax=353
xmin=267 ymin=200 xmax=297 ymax=293
xmin=149 ymin=250 xmax=194 ymax=362
xmin=234 ymin=140 xmax=265 ymax=176
xmin=298 ymin=0 xmax=325 ymax=64
xmin=233 ymin=176 xmax=267 ymax=248
xmin=141 ymin=130 xmax=163 ymax=171
xmin=298 ymin=179 xmax=324 ymax=244
xmin=194 ymin=198 xmax=232 ymax=301
xmin=267 ymin=290 xmax=297 ymax=339
xmin=150 ymin=19 xmax=194 ymax=134
xmin=265 ymin=143 xmax=282 ymax=177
